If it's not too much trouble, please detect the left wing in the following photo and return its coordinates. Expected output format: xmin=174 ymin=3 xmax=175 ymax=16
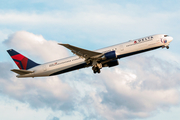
xmin=59 ymin=44 xmax=103 ymax=60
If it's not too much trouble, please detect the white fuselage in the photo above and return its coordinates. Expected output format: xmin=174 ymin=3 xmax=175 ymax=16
xmin=17 ymin=34 xmax=173 ymax=78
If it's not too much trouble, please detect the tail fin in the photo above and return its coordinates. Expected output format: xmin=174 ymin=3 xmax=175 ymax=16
xmin=7 ymin=49 xmax=40 ymax=70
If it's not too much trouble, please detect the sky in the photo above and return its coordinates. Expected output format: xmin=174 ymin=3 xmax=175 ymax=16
xmin=0 ymin=0 xmax=180 ymax=120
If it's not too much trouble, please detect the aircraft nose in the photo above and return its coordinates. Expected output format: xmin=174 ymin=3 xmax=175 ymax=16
xmin=167 ymin=36 xmax=173 ymax=42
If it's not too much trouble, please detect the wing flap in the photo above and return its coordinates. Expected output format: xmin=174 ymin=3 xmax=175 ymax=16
xmin=11 ymin=69 xmax=34 ymax=75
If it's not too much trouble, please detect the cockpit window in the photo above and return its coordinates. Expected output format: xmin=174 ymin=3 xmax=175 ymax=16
xmin=164 ymin=35 xmax=169 ymax=37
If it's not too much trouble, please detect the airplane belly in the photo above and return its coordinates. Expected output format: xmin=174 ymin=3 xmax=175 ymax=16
xmin=49 ymin=62 xmax=87 ymax=76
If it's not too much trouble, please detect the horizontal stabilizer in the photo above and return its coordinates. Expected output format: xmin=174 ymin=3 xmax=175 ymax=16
xmin=11 ymin=69 xmax=34 ymax=75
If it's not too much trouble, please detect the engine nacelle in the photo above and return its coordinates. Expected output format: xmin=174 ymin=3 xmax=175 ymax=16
xmin=103 ymin=59 xmax=119 ymax=67
xmin=104 ymin=51 xmax=117 ymax=60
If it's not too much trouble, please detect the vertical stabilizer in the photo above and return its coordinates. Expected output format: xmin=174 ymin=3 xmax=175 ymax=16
xmin=7 ymin=49 xmax=40 ymax=70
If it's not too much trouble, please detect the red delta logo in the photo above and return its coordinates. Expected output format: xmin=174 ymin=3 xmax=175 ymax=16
xmin=12 ymin=54 xmax=28 ymax=70
xmin=164 ymin=40 xmax=167 ymax=43
xmin=161 ymin=38 xmax=167 ymax=43
xmin=134 ymin=41 xmax=137 ymax=44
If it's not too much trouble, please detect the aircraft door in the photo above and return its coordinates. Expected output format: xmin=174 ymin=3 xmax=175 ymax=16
xmin=43 ymin=64 xmax=47 ymax=72
xmin=119 ymin=44 xmax=124 ymax=51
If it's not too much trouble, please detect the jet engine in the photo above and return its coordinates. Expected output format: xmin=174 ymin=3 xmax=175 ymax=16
xmin=104 ymin=51 xmax=117 ymax=60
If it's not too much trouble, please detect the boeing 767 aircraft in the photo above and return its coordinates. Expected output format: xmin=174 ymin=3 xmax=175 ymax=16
xmin=7 ymin=34 xmax=173 ymax=78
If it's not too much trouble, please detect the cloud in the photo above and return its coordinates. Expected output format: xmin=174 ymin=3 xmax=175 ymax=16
xmin=1 ymin=0 xmax=180 ymax=119
xmin=52 ymin=117 xmax=59 ymax=120
xmin=0 ymin=5 xmax=178 ymax=35
xmin=90 ymin=55 xmax=180 ymax=119
xmin=1 ymin=3 xmax=179 ymax=52
xmin=0 ymin=29 xmax=13 ymax=42
xmin=0 ymin=61 xmax=75 ymax=111
xmin=1 ymin=2 xmax=180 ymax=49
xmin=4 ymin=31 xmax=69 ymax=62
xmin=1 ymin=32 xmax=76 ymax=111
xmin=2 ymin=32 xmax=180 ymax=119
xmin=54 ymin=53 xmax=180 ymax=120
xmin=58 ymin=54 xmax=180 ymax=120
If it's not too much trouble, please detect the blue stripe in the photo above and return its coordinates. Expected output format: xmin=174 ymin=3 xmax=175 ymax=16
xmin=50 ymin=63 xmax=87 ymax=76
xmin=117 ymin=46 xmax=162 ymax=58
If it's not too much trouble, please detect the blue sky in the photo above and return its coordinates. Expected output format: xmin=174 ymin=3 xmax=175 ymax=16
xmin=0 ymin=0 xmax=180 ymax=120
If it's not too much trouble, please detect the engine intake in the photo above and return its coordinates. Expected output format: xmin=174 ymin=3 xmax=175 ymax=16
xmin=104 ymin=51 xmax=116 ymax=60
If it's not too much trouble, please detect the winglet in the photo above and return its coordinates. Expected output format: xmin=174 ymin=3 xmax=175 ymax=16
xmin=58 ymin=43 xmax=71 ymax=47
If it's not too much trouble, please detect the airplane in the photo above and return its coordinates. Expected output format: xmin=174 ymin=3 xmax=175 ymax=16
xmin=7 ymin=34 xmax=173 ymax=78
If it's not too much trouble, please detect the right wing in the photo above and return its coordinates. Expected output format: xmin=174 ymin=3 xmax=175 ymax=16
xmin=11 ymin=69 xmax=34 ymax=75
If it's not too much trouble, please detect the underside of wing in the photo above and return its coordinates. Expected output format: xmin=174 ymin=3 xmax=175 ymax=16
xmin=59 ymin=43 xmax=103 ymax=59
xmin=11 ymin=69 xmax=34 ymax=75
